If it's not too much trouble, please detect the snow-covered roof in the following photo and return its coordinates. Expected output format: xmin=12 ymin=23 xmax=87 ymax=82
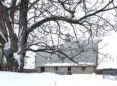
xmin=35 ymin=39 xmax=101 ymax=67
xmin=38 ymin=62 xmax=95 ymax=67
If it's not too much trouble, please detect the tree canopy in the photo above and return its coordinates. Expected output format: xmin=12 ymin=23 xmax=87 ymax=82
xmin=0 ymin=0 xmax=117 ymax=72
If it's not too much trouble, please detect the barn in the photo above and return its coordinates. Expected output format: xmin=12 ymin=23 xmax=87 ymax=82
xmin=35 ymin=34 xmax=101 ymax=74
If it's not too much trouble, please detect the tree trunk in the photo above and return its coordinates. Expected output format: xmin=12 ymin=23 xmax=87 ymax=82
xmin=0 ymin=0 xmax=29 ymax=72
xmin=18 ymin=0 xmax=29 ymax=72
xmin=0 ymin=1 xmax=18 ymax=72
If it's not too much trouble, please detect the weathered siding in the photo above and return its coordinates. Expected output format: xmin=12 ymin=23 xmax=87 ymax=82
xmin=36 ymin=66 xmax=95 ymax=74
xmin=45 ymin=67 xmax=55 ymax=72
xmin=71 ymin=66 xmax=94 ymax=74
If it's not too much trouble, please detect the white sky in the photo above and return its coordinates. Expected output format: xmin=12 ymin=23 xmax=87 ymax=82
xmin=100 ymin=32 xmax=117 ymax=56
xmin=98 ymin=31 xmax=117 ymax=69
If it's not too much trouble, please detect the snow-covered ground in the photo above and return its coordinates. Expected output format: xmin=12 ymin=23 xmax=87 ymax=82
xmin=0 ymin=71 xmax=117 ymax=86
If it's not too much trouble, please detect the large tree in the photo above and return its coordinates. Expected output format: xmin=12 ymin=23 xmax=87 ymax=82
xmin=0 ymin=0 xmax=117 ymax=72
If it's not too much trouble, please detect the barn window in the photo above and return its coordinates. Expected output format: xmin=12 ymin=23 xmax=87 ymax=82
xmin=54 ymin=67 xmax=58 ymax=71
xmin=81 ymin=66 xmax=86 ymax=71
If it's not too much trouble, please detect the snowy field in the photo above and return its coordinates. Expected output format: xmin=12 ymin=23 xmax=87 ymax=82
xmin=0 ymin=71 xmax=117 ymax=86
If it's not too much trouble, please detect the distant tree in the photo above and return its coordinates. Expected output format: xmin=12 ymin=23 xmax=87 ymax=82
xmin=0 ymin=0 xmax=117 ymax=72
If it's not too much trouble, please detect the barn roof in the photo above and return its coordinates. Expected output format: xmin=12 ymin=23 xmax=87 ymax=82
xmin=35 ymin=39 xmax=101 ymax=67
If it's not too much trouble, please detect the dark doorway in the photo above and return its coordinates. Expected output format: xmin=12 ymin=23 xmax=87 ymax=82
xmin=68 ymin=66 xmax=72 ymax=75
xmin=68 ymin=66 xmax=71 ymax=71
xmin=41 ymin=67 xmax=45 ymax=72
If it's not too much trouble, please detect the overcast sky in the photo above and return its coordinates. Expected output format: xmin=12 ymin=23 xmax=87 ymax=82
xmin=98 ymin=31 xmax=117 ymax=69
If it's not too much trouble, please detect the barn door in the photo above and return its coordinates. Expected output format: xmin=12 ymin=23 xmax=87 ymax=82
xmin=68 ymin=66 xmax=71 ymax=71
xmin=68 ymin=67 xmax=71 ymax=74
xmin=41 ymin=67 xmax=45 ymax=72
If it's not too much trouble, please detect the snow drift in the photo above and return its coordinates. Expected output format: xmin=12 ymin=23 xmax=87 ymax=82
xmin=0 ymin=71 xmax=117 ymax=86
